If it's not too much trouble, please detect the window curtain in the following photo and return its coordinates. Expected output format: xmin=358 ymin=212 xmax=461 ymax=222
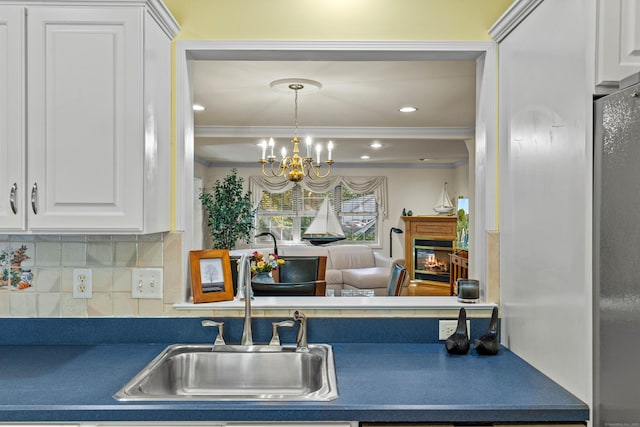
xmin=249 ymin=176 xmax=388 ymax=219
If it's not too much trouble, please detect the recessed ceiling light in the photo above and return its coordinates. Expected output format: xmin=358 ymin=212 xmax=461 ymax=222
xmin=370 ymin=142 xmax=382 ymax=149
xmin=399 ymin=106 xmax=418 ymax=113
xmin=361 ymin=155 xmax=370 ymax=160
xmin=193 ymin=104 xmax=205 ymax=111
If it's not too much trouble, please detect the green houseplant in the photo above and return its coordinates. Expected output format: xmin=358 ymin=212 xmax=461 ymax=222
xmin=199 ymin=169 xmax=256 ymax=249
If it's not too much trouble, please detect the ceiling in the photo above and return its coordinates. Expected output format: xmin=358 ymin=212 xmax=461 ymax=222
xmin=193 ymin=60 xmax=476 ymax=166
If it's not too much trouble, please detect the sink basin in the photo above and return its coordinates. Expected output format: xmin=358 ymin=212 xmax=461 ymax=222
xmin=114 ymin=344 xmax=338 ymax=401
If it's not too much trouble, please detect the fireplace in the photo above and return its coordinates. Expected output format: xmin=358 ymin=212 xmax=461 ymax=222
xmin=413 ymin=238 xmax=453 ymax=283
xmin=401 ymin=215 xmax=458 ymax=295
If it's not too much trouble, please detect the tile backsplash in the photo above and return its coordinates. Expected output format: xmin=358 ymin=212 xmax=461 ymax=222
xmin=0 ymin=232 xmax=183 ymax=317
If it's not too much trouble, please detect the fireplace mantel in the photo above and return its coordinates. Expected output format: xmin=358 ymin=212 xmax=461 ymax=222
xmin=401 ymin=215 xmax=457 ymax=296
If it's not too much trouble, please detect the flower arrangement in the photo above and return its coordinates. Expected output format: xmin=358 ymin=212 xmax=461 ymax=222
xmin=250 ymin=251 xmax=284 ymax=273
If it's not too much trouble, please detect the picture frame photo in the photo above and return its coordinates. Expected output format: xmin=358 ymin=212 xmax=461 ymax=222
xmin=189 ymin=249 xmax=234 ymax=303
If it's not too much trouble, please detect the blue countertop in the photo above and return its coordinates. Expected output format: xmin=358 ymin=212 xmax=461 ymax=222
xmin=0 ymin=317 xmax=588 ymax=423
xmin=0 ymin=341 xmax=588 ymax=423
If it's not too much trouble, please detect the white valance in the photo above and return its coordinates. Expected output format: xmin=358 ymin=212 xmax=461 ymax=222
xmin=249 ymin=176 xmax=389 ymax=219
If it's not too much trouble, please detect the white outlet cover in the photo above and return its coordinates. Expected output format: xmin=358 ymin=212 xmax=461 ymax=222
xmin=73 ymin=269 xmax=92 ymax=299
xmin=439 ymin=319 xmax=471 ymax=340
xmin=131 ymin=268 xmax=163 ymax=299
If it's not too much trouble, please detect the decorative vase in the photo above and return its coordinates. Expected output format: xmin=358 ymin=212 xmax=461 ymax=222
xmin=253 ymin=271 xmax=275 ymax=283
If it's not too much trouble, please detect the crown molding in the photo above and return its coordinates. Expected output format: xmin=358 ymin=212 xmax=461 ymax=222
xmin=146 ymin=0 xmax=180 ymax=39
xmin=0 ymin=0 xmax=180 ymax=38
xmin=195 ymin=126 xmax=475 ymax=140
xmin=489 ymin=0 xmax=545 ymax=42
xmin=198 ymin=159 xmax=467 ymax=170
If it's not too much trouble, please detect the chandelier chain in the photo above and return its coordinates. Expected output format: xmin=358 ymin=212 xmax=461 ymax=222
xmin=290 ymin=83 xmax=302 ymax=140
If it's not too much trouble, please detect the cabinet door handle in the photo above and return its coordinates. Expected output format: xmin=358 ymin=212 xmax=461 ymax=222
xmin=31 ymin=183 xmax=38 ymax=215
xmin=9 ymin=183 xmax=17 ymax=215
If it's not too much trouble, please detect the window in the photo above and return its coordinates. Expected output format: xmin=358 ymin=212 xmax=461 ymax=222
xmin=251 ymin=176 xmax=387 ymax=245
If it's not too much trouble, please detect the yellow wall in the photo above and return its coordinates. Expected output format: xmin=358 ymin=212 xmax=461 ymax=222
xmin=164 ymin=0 xmax=512 ymax=41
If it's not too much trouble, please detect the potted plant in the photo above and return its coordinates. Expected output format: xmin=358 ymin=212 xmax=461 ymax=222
xmin=199 ymin=169 xmax=256 ymax=250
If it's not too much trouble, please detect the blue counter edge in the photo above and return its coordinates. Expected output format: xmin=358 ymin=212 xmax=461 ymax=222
xmin=0 ymin=317 xmax=495 ymax=345
xmin=0 ymin=408 xmax=589 ymax=424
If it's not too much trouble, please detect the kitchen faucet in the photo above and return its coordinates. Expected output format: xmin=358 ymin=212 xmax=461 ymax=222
xmin=294 ymin=310 xmax=308 ymax=352
xmin=237 ymin=253 xmax=253 ymax=346
xmin=236 ymin=253 xmax=308 ymax=350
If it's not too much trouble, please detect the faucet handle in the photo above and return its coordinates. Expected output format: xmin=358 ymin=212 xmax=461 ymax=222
xmin=269 ymin=320 xmax=295 ymax=346
xmin=293 ymin=310 xmax=308 ymax=352
xmin=201 ymin=320 xmax=225 ymax=346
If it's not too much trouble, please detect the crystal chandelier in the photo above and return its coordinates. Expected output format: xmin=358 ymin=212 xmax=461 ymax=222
xmin=258 ymin=82 xmax=334 ymax=182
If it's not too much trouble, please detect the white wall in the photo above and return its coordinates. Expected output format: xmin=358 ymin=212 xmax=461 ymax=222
xmin=497 ymin=0 xmax=594 ymax=403
xmin=197 ymin=163 xmax=469 ymax=260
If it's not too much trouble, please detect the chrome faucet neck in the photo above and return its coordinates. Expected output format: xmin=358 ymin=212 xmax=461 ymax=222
xmin=239 ymin=253 xmax=253 ymax=346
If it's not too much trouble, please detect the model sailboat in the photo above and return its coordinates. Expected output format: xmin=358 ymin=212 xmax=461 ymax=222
xmin=302 ymin=196 xmax=346 ymax=246
xmin=433 ymin=182 xmax=455 ymax=214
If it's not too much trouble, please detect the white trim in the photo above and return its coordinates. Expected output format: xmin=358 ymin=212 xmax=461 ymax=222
xmin=145 ymin=0 xmax=180 ymax=38
xmin=175 ymin=47 xmax=192 ymax=233
xmin=195 ymin=126 xmax=475 ymax=140
xmin=471 ymin=45 xmax=498 ymax=294
xmin=174 ymin=296 xmax=497 ymax=313
xmin=176 ymin=40 xmax=498 ymax=304
xmin=182 ymin=40 xmax=494 ymax=60
xmin=0 ymin=1 xmax=179 ymax=37
xmin=202 ymin=161 xmax=468 ymax=170
xmin=489 ymin=0 xmax=545 ymax=42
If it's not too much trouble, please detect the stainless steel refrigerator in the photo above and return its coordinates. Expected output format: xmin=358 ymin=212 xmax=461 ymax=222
xmin=594 ymin=73 xmax=640 ymax=426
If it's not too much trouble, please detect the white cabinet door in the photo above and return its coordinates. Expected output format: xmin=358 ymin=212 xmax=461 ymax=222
xmin=0 ymin=6 xmax=25 ymax=231
xmin=597 ymin=0 xmax=640 ymax=88
xmin=26 ymin=6 xmax=145 ymax=232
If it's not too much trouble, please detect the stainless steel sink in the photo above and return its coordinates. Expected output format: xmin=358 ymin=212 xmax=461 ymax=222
xmin=114 ymin=344 xmax=338 ymax=401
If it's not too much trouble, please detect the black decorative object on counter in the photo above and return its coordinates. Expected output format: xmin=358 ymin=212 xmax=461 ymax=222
xmin=474 ymin=306 xmax=500 ymax=355
xmin=445 ymin=308 xmax=470 ymax=355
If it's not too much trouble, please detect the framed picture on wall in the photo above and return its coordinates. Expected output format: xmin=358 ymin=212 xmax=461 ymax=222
xmin=189 ymin=249 xmax=234 ymax=303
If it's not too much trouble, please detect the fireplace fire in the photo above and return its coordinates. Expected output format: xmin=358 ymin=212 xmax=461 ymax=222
xmin=414 ymin=238 xmax=453 ymax=283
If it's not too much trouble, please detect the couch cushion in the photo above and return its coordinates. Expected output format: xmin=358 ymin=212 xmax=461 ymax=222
xmin=325 ymin=269 xmax=343 ymax=286
xmin=341 ymin=267 xmax=389 ymax=289
xmin=327 ymin=245 xmax=375 ymax=270
xmin=280 ymin=246 xmax=333 ymax=269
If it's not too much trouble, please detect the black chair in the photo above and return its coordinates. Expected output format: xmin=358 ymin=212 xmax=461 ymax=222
xmin=273 ymin=256 xmax=327 ymax=283
xmin=387 ymin=262 xmax=407 ymax=296
xmin=251 ymin=280 xmax=327 ymax=296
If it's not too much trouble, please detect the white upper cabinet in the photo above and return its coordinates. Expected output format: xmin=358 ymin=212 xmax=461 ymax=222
xmin=0 ymin=1 xmax=178 ymax=233
xmin=0 ymin=6 xmax=25 ymax=231
xmin=596 ymin=0 xmax=640 ymax=89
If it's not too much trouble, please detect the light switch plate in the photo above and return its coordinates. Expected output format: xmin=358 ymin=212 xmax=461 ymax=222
xmin=131 ymin=268 xmax=163 ymax=299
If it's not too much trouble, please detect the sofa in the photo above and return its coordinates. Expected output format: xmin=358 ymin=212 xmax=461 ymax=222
xmin=230 ymin=244 xmax=402 ymax=296
xmin=278 ymin=244 xmax=400 ymax=296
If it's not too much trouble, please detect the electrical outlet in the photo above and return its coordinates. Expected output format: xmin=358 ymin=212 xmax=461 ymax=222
xmin=73 ymin=269 xmax=92 ymax=299
xmin=131 ymin=268 xmax=163 ymax=299
xmin=439 ymin=319 xmax=471 ymax=340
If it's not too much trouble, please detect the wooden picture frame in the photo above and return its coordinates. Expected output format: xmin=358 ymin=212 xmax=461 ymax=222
xmin=189 ymin=249 xmax=234 ymax=303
